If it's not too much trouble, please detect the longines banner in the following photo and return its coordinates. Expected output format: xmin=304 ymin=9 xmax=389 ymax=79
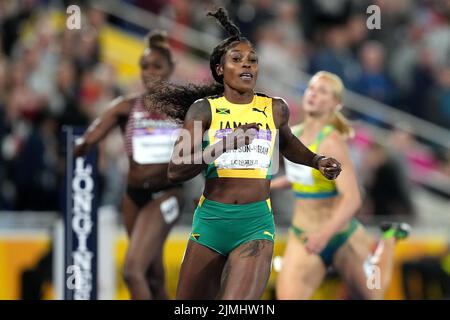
xmin=62 ymin=126 xmax=98 ymax=300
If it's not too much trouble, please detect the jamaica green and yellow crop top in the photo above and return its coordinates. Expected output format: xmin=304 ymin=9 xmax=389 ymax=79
xmin=203 ymin=93 xmax=277 ymax=179
xmin=284 ymin=124 xmax=338 ymax=198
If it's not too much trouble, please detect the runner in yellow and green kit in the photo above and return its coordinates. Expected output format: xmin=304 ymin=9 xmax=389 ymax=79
xmin=147 ymin=8 xmax=342 ymax=300
xmin=272 ymin=71 xmax=410 ymax=300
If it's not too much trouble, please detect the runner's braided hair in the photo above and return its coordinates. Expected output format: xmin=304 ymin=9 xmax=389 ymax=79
xmin=146 ymin=7 xmax=251 ymax=122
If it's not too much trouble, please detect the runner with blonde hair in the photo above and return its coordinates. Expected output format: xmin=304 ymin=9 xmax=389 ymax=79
xmin=273 ymin=71 xmax=410 ymax=300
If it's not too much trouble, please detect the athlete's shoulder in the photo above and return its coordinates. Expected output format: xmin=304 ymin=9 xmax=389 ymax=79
xmin=324 ymin=124 xmax=345 ymax=140
xmin=270 ymin=96 xmax=290 ymax=125
xmin=255 ymin=92 xmax=272 ymax=98
xmin=119 ymin=92 xmax=142 ymax=105
xmin=125 ymin=92 xmax=142 ymax=100
xmin=270 ymin=96 xmax=288 ymax=105
xmin=321 ymin=129 xmax=348 ymax=152
xmin=271 ymin=97 xmax=290 ymax=118
xmin=255 ymin=92 xmax=285 ymax=105
xmin=185 ymin=98 xmax=212 ymax=122
xmin=191 ymin=98 xmax=211 ymax=108
xmin=104 ymin=95 xmax=134 ymax=115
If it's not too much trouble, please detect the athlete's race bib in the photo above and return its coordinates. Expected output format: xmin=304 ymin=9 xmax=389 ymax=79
xmin=132 ymin=127 xmax=179 ymax=164
xmin=214 ymin=129 xmax=273 ymax=169
xmin=284 ymin=159 xmax=314 ymax=186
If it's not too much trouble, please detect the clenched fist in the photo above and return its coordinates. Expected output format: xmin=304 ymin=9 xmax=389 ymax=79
xmin=315 ymin=155 xmax=341 ymax=180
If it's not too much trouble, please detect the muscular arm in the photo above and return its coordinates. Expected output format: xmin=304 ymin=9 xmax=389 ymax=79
xmin=320 ymin=132 xmax=362 ymax=237
xmin=74 ymin=96 xmax=132 ymax=157
xmin=274 ymin=98 xmax=319 ymax=168
xmin=168 ymin=99 xmax=220 ymax=183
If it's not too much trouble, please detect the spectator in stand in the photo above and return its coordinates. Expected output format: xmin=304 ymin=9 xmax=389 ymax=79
xmin=13 ymin=110 xmax=59 ymax=211
xmin=55 ymin=59 xmax=87 ymax=128
xmin=1 ymin=0 xmax=35 ymax=57
xmin=353 ymin=41 xmax=397 ymax=106
xmin=308 ymin=25 xmax=361 ymax=89
xmin=407 ymin=47 xmax=436 ymax=119
xmin=227 ymin=0 xmax=276 ymax=44
xmin=300 ymin=0 xmax=353 ymax=42
xmin=431 ymin=65 xmax=450 ymax=128
xmin=359 ymin=140 xmax=415 ymax=218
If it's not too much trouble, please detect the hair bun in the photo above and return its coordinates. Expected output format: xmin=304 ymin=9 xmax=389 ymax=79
xmin=146 ymin=29 xmax=169 ymax=49
xmin=207 ymin=7 xmax=241 ymax=38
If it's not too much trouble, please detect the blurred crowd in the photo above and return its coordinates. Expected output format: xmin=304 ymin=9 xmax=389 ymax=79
xmin=0 ymin=0 xmax=449 ymax=220
xmin=0 ymin=1 xmax=125 ymax=211
xmin=143 ymin=0 xmax=450 ymax=128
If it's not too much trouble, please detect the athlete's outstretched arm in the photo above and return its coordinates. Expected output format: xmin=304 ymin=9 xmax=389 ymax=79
xmin=167 ymin=99 xmax=212 ymax=182
xmin=74 ymin=96 xmax=131 ymax=157
xmin=274 ymin=98 xmax=341 ymax=180
xmin=167 ymin=99 xmax=259 ymax=183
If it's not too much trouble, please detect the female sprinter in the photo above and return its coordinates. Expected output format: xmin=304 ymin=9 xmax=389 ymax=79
xmin=147 ymin=8 xmax=341 ymax=300
xmin=273 ymin=71 xmax=410 ymax=300
xmin=74 ymin=31 xmax=183 ymax=300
